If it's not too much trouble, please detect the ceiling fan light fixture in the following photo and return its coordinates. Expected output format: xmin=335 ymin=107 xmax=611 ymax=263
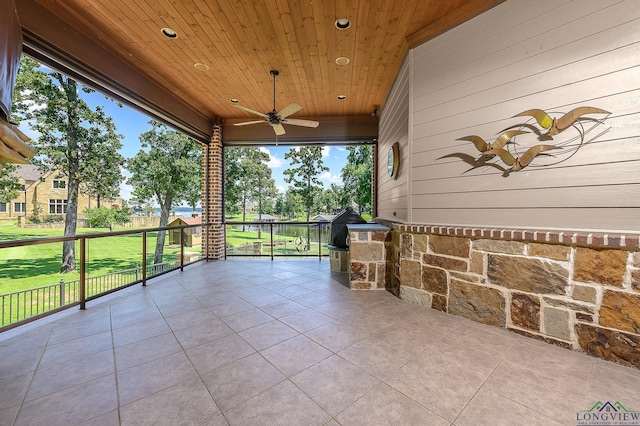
xmin=335 ymin=56 xmax=350 ymax=66
xmin=194 ymin=63 xmax=209 ymax=71
xmin=230 ymin=99 xmax=239 ymax=103
xmin=335 ymin=18 xmax=351 ymax=30
xmin=161 ymin=28 xmax=178 ymax=39
xmin=337 ymin=95 xmax=347 ymax=100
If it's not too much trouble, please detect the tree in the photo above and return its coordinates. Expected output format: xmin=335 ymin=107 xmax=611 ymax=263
xmin=224 ymin=147 xmax=276 ymax=232
xmin=283 ymin=146 xmax=328 ymax=223
xmin=274 ymin=189 xmax=304 ymax=220
xmin=84 ymin=206 xmax=130 ymax=231
xmin=0 ymin=163 xmax=22 ymax=203
xmin=127 ymin=122 xmax=202 ymax=264
xmin=341 ymin=145 xmax=373 ymax=214
xmin=224 ymin=147 xmax=243 ymax=217
xmin=13 ymin=56 xmax=125 ymax=272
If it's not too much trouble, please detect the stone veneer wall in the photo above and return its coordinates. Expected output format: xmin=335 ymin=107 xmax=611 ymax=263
xmin=348 ymin=229 xmax=392 ymax=290
xmin=202 ymin=123 xmax=225 ymax=260
xmin=382 ymin=222 xmax=640 ymax=369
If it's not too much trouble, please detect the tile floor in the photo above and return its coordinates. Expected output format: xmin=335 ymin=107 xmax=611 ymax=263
xmin=1 ymin=258 xmax=639 ymax=425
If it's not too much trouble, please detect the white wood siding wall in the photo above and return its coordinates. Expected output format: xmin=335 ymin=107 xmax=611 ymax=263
xmin=406 ymin=0 xmax=640 ymax=232
xmin=377 ymin=56 xmax=410 ymax=221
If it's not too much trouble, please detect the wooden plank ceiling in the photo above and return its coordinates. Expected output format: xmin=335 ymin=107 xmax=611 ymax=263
xmin=26 ymin=0 xmax=503 ymax=132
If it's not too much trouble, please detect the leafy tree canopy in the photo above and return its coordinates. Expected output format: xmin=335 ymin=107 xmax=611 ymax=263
xmin=127 ymin=121 xmax=202 ymax=263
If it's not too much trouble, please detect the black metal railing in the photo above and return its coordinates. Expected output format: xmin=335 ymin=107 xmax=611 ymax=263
xmin=225 ymin=221 xmax=330 ymax=259
xmin=0 ymin=223 xmax=207 ymax=331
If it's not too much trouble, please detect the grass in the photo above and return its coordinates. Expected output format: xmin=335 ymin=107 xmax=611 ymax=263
xmin=0 ymin=222 xmax=183 ymax=294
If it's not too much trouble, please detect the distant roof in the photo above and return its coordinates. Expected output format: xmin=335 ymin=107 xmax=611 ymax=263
xmin=11 ymin=164 xmax=44 ymax=181
xmin=169 ymin=216 xmax=202 ymax=226
xmin=256 ymin=214 xmax=277 ymax=221
xmin=313 ymin=214 xmax=337 ymax=222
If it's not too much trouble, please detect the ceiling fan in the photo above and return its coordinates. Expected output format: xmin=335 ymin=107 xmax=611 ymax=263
xmin=233 ymin=70 xmax=319 ymax=135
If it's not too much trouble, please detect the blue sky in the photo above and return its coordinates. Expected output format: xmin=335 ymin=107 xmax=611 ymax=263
xmin=80 ymin=91 xmax=348 ymax=203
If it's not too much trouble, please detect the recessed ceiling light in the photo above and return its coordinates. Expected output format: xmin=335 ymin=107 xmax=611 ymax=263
xmin=335 ymin=57 xmax=350 ymax=66
xmin=335 ymin=18 xmax=351 ymax=30
xmin=194 ymin=63 xmax=209 ymax=71
xmin=337 ymin=95 xmax=346 ymax=100
xmin=230 ymin=99 xmax=239 ymax=103
xmin=161 ymin=28 xmax=178 ymax=38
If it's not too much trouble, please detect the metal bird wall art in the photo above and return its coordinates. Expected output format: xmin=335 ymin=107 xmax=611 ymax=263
xmin=446 ymin=105 xmax=611 ymax=175
xmin=457 ymin=130 xmax=528 ymax=154
xmin=513 ymin=106 xmax=610 ymax=136
xmin=483 ymin=144 xmax=561 ymax=171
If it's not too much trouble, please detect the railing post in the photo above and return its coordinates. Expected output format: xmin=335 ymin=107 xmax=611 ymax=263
xmin=79 ymin=238 xmax=86 ymax=310
xmin=180 ymin=227 xmax=185 ymax=271
xmin=270 ymin=223 xmax=274 ymax=260
xmin=142 ymin=231 xmax=147 ymax=286
xmin=318 ymin=223 xmax=322 ymax=260
xmin=59 ymin=278 xmax=65 ymax=307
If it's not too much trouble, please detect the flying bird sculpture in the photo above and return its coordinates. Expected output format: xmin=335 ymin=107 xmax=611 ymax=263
xmin=483 ymin=144 xmax=561 ymax=171
xmin=513 ymin=106 xmax=610 ymax=136
xmin=457 ymin=130 xmax=528 ymax=154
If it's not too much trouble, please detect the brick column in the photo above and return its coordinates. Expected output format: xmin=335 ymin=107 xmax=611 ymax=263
xmin=202 ymin=122 xmax=225 ymax=259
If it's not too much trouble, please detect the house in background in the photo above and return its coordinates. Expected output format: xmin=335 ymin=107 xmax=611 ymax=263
xmin=0 ymin=164 xmax=123 ymax=220
xmin=168 ymin=215 xmax=202 ymax=247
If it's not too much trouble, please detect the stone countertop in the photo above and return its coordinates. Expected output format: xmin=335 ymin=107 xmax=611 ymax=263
xmin=346 ymin=223 xmax=392 ymax=232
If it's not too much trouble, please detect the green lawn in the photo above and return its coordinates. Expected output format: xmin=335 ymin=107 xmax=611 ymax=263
xmin=0 ymin=222 xmax=182 ymax=294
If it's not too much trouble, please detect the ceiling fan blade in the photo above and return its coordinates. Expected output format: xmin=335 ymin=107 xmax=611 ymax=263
xmin=272 ymin=123 xmax=286 ymax=135
xmin=233 ymin=120 xmax=265 ymax=126
xmin=234 ymin=104 xmax=268 ymax=118
xmin=277 ymin=103 xmax=302 ymax=119
xmin=282 ymin=118 xmax=319 ymax=128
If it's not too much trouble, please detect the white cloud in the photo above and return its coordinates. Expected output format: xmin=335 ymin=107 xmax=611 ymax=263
xmin=319 ymin=171 xmax=342 ymax=185
xmin=260 ymin=147 xmax=283 ymax=168
xmin=276 ymin=185 xmax=285 ymax=193
xmin=322 ymin=146 xmax=331 ymax=158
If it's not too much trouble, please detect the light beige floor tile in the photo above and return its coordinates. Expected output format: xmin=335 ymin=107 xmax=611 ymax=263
xmin=117 ymin=351 xmax=198 ymax=406
xmin=338 ymin=337 xmax=414 ymax=380
xmin=238 ymin=320 xmax=298 ymax=350
xmin=76 ymin=409 xmax=120 ymax=426
xmin=335 ymin=382 xmax=449 ymax=426
xmin=209 ymin=298 xmax=256 ymax=317
xmin=224 ymin=380 xmax=330 ymax=426
xmin=163 ymin=307 xmax=219 ymax=331
xmin=39 ymin=331 xmax=113 ymax=367
xmin=261 ymin=334 xmax=332 ymax=377
xmin=305 ymin=321 xmax=370 ymax=352
xmin=291 ymin=355 xmax=379 ymax=416
xmin=26 ymin=348 xmax=114 ymax=401
xmin=186 ymin=333 xmax=255 ymax=375
xmin=273 ymin=285 xmax=315 ymax=298
xmin=222 ymin=308 xmax=274 ymax=332
xmin=0 ymin=372 xmax=32 ymax=411
xmin=455 ymin=388 xmax=563 ymax=426
xmin=484 ymin=361 xmax=589 ymax=423
xmin=292 ymin=292 xmax=336 ymax=308
xmin=112 ymin=318 xmax=171 ymax=347
xmin=115 ymin=332 xmax=182 ymax=371
xmin=201 ymin=353 xmax=285 ymax=412
xmin=173 ymin=317 xmax=234 ymax=348
xmin=280 ymin=308 xmax=333 ymax=333
xmin=384 ymin=355 xmax=480 ymax=421
xmin=121 ymin=377 xmax=220 ymax=426
xmin=259 ymin=299 xmax=307 ymax=318
xmin=15 ymin=375 xmax=117 ymax=426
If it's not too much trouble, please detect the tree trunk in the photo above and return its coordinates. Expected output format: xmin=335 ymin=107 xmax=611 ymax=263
xmin=60 ymin=78 xmax=80 ymax=273
xmin=241 ymin=194 xmax=247 ymax=232
xmin=154 ymin=197 xmax=172 ymax=265
xmin=60 ymin=176 xmax=79 ymax=273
